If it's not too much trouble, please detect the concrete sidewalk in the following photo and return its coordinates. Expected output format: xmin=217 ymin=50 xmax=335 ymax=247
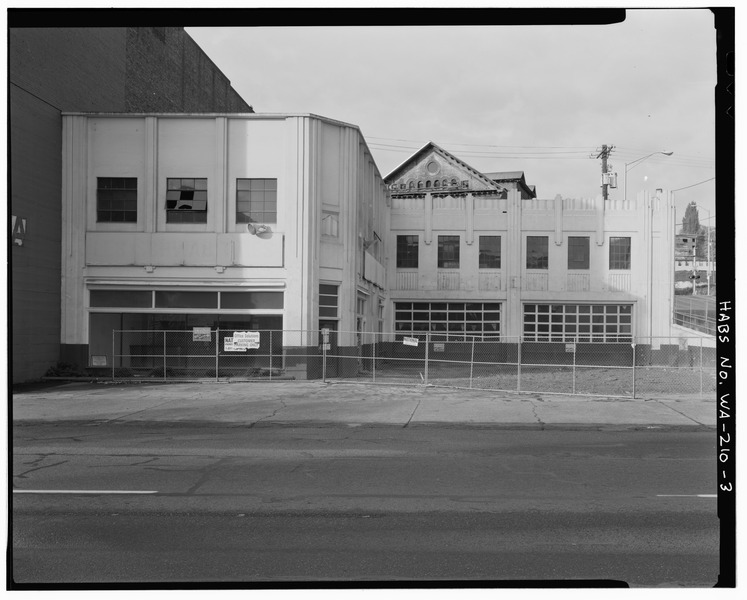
xmin=10 ymin=380 xmax=716 ymax=430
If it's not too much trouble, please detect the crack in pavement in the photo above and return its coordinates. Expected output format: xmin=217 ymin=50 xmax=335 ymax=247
xmin=654 ymin=400 xmax=706 ymax=426
xmin=15 ymin=456 xmax=69 ymax=479
xmin=404 ymin=395 xmax=423 ymax=428
xmin=99 ymin=397 xmax=182 ymax=423
xmin=526 ymin=397 xmax=546 ymax=428
xmin=250 ymin=399 xmax=288 ymax=427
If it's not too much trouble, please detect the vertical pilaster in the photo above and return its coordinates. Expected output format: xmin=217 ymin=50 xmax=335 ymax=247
xmin=466 ymin=193 xmax=474 ymax=245
xmin=424 ymin=192 xmax=433 ymax=245
xmin=143 ymin=117 xmax=157 ymax=233
xmin=504 ymin=187 xmax=522 ymax=339
xmin=213 ymin=117 xmax=227 ymax=233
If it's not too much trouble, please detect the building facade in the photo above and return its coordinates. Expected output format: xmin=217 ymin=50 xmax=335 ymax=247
xmin=10 ymin=27 xmax=252 ymax=382
xmin=60 ymin=113 xmax=387 ymax=378
xmin=384 ymin=143 xmax=675 ymax=345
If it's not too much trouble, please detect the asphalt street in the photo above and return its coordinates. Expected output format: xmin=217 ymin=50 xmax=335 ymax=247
xmin=11 ymin=423 xmax=720 ymax=587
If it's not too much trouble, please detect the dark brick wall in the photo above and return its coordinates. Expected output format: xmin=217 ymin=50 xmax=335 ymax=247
xmin=9 ymin=28 xmax=129 ymax=111
xmin=125 ymin=27 xmax=253 ymax=113
xmin=10 ymin=26 xmax=252 ymax=383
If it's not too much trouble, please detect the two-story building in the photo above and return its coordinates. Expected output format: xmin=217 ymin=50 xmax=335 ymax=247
xmin=384 ymin=142 xmax=675 ymax=345
xmin=60 ymin=112 xmax=388 ymax=378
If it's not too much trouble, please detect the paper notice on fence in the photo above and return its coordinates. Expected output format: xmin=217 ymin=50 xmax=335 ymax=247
xmin=232 ymin=331 xmax=260 ymax=350
xmin=224 ymin=337 xmax=245 ymax=352
xmin=403 ymin=337 xmax=419 ymax=347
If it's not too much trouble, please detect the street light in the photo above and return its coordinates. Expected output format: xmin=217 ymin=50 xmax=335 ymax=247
xmin=623 ymin=151 xmax=674 ymax=201
xmin=692 ymin=206 xmax=714 ymax=296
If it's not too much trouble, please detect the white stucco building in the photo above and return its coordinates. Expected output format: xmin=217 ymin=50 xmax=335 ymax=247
xmin=384 ymin=143 xmax=676 ymax=345
xmin=60 ymin=119 xmax=679 ymax=379
xmin=61 ymin=112 xmax=388 ymax=377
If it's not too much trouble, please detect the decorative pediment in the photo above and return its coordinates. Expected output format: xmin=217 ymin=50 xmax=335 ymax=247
xmin=384 ymin=142 xmax=507 ymax=197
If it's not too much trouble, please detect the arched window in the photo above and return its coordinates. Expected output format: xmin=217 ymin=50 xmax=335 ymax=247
xmin=451 ymin=178 xmax=458 ymax=186
xmin=443 ymin=179 xmax=448 ymax=187
xmin=425 ymin=180 xmax=431 ymax=188
xmin=417 ymin=181 xmax=424 ymax=189
xmin=433 ymin=180 xmax=440 ymax=188
xmin=408 ymin=181 xmax=415 ymax=189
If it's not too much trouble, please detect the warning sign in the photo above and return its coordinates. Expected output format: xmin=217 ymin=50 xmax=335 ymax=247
xmin=403 ymin=337 xmax=419 ymax=347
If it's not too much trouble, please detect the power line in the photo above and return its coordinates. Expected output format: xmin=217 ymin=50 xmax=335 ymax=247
xmin=366 ymin=136 xmax=595 ymax=151
xmin=671 ymin=177 xmax=715 ymax=193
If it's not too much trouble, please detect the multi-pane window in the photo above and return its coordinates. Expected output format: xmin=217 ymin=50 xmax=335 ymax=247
xmin=236 ymin=178 xmax=277 ymax=224
xmin=97 ymin=177 xmax=137 ymax=222
xmin=523 ymin=303 xmax=633 ymax=342
xmin=394 ymin=302 xmax=501 ymax=340
xmin=319 ymin=284 xmax=339 ymax=319
xmin=166 ymin=178 xmax=207 ymax=223
xmin=479 ymin=236 xmax=501 ymax=268
xmin=526 ymin=236 xmax=549 ymax=269
xmin=438 ymin=236 xmax=460 ymax=268
xmin=567 ymin=236 xmax=590 ymax=269
xmin=609 ymin=237 xmax=631 ymax=269
xmin=396 ymin=235 xmax=419 ymax=268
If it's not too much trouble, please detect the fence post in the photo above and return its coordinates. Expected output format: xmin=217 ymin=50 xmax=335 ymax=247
xmin=163 ymin=330 xmax=167 ymax=382
xmin=269 ymin=330 xmax=273 ymax=382
xmin=372 ymin=331 xmax=376 ymax=383
xmin=322 ymin=330 xmax=327 ymax=383
xmin=215 ymin=328 xmax=219 ymax=382
xmin=424 ymin=332 xmax=430 ymax=386
xmin=572 ymin=338 xmax=577 ymax=395
xmin=632 ymin=342 xmax=637 ymax=399
xmin=112 ymin=330 xmax=116 ymax=381
xmin=517 ymin=336 xmax=522 ymax=393
xmin=699 ymin=337 xmax=703 ymax=396
xmin=469 ymin=335 xmax=475 ymax=389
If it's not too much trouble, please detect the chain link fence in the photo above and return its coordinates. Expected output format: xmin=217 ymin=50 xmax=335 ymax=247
xmin=111 ymin=329 xmax=716 ymax=398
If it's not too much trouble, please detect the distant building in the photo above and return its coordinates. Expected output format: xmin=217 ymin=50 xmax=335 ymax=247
xmin=59 ymin=112 xmax=387 ymax=379
xmin=10 ymin=27 xmax=252 ymax=382
xmin=384 ymin=142 xmax=675 ymax=343
xmin=674 ymin=232 xmax=716 ymax=272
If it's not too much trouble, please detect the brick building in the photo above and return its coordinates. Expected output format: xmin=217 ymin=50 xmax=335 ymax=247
xmin=9 ymin=27 xmax=252 ymax=382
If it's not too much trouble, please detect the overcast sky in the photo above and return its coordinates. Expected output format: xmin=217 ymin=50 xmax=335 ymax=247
xmin=187 ymin=8 xmax=718 ymax=222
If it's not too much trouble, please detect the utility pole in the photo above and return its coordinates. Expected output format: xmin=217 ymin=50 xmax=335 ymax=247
xmin=593 ymin=144 xmax=615 ymax=200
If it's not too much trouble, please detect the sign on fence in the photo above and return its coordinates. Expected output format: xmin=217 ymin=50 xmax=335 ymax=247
xmin=223 ymin=337 xmax=245 ymax=352
xmin=192 ymin=327 xmax=212 ymax=342
xmin=403 ymin=337 xmax=419 ymax=347
xmin=233 ymin=331 xmax=260 ymax=350
xmin=433 ymin=343 xmax=445 ymax=352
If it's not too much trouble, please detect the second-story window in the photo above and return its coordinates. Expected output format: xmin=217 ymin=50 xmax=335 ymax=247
xmin=438 ymin=235 xmax=460 ymax=268
xmin=567 ymin=236 xmax=590 ymax=269
xmin=166 ymin=178 xmax=207 ymax=223
xmin=396 ymin=235 xmax=419 ymax=268
xmin=526 ymin=236 xmax=549 ymax=269
xmin=609 ymin=237 xmax=631 ymax=269
xmin=479 ymin=236 xmax=501 ymax=268
xmin=237 ymin=178 xmax=277 ymax=224
xmin=97 ymin=177 xmax=137 ymax=222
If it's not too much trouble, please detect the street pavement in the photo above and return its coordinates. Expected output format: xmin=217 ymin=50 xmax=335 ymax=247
xmin=11 ymin=380 xmax=716 ymax=429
